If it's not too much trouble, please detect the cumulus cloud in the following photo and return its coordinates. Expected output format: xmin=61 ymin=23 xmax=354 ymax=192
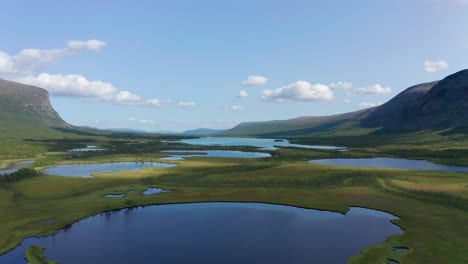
xmin=224 ymin=105 xmax=244 ymax=112
xmin=178 ymin=101 xmax=197 ymax=109
xmin=66 ymin=40 xmax=107 ymax=52
xmin=242 ymin=75 xmax=268 ymax=86
xmin=0 ymin=40 xmax=171 ymax=108
xmin=0 ymin=51 xmax=15 ymax=75
xmin=18 ymin=73 xmax=116 ymax=98
xmin=358 ymin=102 xmax=382 ymax=108
xmin=17 ymin=73 xmax=144 ymax=105
xmin=238 ymin=89 xmax=249 ymax=98
xmin=355 ymin=84 xmax=392 ymax=95
xmin=146 ymin=99 xmax=165 ymax=108
xmin=423 ymin=60 xmax=448 ymax=73
xmin=0 ymin=39 xmax=107 ymax=76
xmin=114 ymin=91 xmax=142 ymax=104
xmin=261 ymin=81 xmax=334 ymax=102
xmin=330 ymin=81 xmax=352 ymax=90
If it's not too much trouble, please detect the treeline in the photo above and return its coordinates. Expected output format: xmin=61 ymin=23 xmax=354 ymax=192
xmin=0 ymin=168 xmax=41 ymax=184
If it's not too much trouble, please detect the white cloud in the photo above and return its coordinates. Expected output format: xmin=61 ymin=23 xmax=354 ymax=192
xmin=261 ymin=81 xmax=334 ymax=102
xmin=114 ymin=91 xmax=141 ymax=104
xmin=17 ymin=73 xmax=117 ymax=98
xmin=330 ymin=81 xmax=352 ymax=90
xmin=358 ymin=102 xmax=382 ymax=108
xmin=344 ymin=99 xmax=352 ymax=104
xmin=238 ymin=89 xmax=249 ymax=98
xmin=423 ymin=60 xmax=448 ymax=73
xmin=355 ymin=84 xmax=392 ymax=95
xmin=146 ymin=99 xmax=165 ymax=108
xmin=138 ymin=119 xmax=154 ymax=124
xmin=178 ymin=101 xmax=197 ymax=109
xmin=66 ymin=40 xmax=107 ymax=52
xmin=242 ymin=75 xmax=268 ymax=86
xmin=17 ymin=73 xmax=153 ymax=106
xmin=1 ymin=40 xmax=107 ymax=76
xmin=224 ymin=105 xmax=244 ymax=112
xmin=0 ymin=51 xmax=15 ymax=75
xmin=0 ymin=40 xmax=172 ymax=108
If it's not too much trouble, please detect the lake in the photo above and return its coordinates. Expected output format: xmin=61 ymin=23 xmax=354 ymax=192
xmin=69 ymin=145 xmax=109 ymax=152
xmin=43 ymin=162 xmax=177 ymax=178
xmin=161 ymin=150 xmax=271 ymax=160
xmin=170 ymin=137 xmax=345 ymax=150
xmin=309 ymin=157 xmax=468 ymax=172
xmin=0 ymin=203 xmax=403 ymax=264
xmin=0 ymin=160 xmax=35 ymax=175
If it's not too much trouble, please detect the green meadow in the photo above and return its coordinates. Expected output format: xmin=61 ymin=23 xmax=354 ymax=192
xmin=0 ymin=132 xmax=467 ymax=264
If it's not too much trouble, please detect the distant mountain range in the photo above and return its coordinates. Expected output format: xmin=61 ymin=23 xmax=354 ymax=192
xmin=224 ymin=69 xmax=468 ymax=136
xmin=1 ymin=69 xmax=467 ymax=139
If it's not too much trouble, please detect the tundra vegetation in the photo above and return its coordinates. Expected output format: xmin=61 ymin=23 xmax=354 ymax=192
xmin=0 ymin=130 xmax=467 ymax=264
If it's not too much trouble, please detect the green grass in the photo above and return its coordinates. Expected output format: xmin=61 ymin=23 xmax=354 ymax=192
xmin=24 ymin=245 xmax=58 ymax=264
xmin=1 ymin=133 xmax=468 ymax=263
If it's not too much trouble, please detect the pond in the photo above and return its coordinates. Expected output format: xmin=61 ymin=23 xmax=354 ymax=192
xmin=309 ymin=157 xmax=468 ymax=172
xmin=0 ymin=160 xmax=35 ymax=175
xmin=69 ymin=145 xmax=109 ymax=152
xmin=0 ymin=203 xmax=403 ymax=264
xmin=161 ymin=150 xmax=271 ymax=160
xmin=43 ymin=162 xmax=177 ymax=178
xmin=103 ymin=194 xmax=126 ymax=198
xmin=143 ymin=187 xmax=170 ymax=195
xmin=170 ymin=137 xmax=345 ymax=150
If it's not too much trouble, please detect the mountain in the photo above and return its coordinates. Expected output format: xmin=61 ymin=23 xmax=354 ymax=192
xmin=364 ymin=69 xmax=468 ymax=130
xmin=224 ymin=70 xmax=468 ymax=136
xmin=181 ymin=128 xmax=226 ymax=135
xmin=0 ymin=79 xmax=71 ymax=138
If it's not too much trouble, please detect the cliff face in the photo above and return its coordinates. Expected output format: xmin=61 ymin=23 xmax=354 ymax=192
xmin=0 ymin=79 xmax=71 ymax=129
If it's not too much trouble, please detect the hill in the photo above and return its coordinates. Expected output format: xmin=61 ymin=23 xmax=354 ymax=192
xmin=224 ymin=70 xmax=468 ymax=136
xmin=0 ymin=79 xmax=71 ymax=139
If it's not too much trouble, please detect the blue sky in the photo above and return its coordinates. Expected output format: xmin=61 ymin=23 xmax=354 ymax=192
xmin=1 ymin=0 xmax=467 ymax=131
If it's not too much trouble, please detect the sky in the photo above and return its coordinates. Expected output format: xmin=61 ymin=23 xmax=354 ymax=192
xmin=1 ymin=0 xmax=468 ymax=131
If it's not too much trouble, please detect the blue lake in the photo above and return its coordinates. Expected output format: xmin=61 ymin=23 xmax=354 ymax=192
xmin=0 ymin=203 xmax=403 ymax=264
xmin=170 ymin=137 xmax=345 ymax=150
xmin=0 ymin=160 xmax=35 ymax=175
xmin=309 ymin=157 xmax=468 ymax=172
xmin=161 ymin=150 xmax=271 ymax=160
xmin=43 ymin=162 xmax=177 ymax=178
xmin=143 ymin=187 xmax=170 ymax=195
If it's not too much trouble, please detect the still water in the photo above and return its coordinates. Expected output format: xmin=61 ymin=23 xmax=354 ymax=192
xmin=0 ymin=160 xmax=35 ymax=175
xmin=161 ymin=150 xmax=271 ymax=160
xmin=43 ymin=162 xmax=177 ymax=178
xmin=0 ymin=202 xmax=403 ymax=264
xmin=309 ymin=157 xmax=468 ymax=172
xmin=170 ymin=137 xmax=345 ymax=150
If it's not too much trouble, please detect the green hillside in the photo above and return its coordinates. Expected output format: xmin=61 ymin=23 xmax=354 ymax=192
xmin=224 ymin=70 xmax=468 ymax=137
xmin=0 ymin=79 xmax=71 ymax=139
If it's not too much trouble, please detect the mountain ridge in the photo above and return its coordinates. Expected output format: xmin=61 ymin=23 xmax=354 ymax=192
xmin=224 ymin=69 xmax=468 ymax=136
